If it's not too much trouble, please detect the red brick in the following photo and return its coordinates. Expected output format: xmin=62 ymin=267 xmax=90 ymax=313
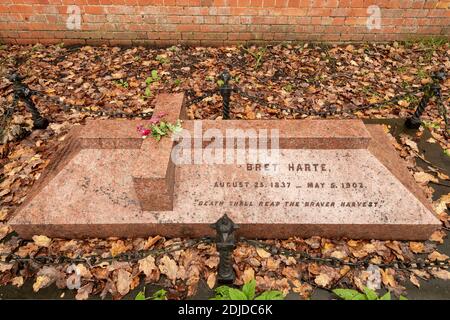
xmin=423 ymin=0 xmax=439 ymax=9
xmin=176 ymin=24 xmax=201 ymax=31
xmin=350 ymin=8 xmax=368 ymax=16
xmin=262 ymin=0 xmax=276 ymax=7
xmin=403 ymin=9 xmax=429 ymax=17
xmin=251 ymin=0 xmax=263 ymax=6
xmin=308 ymin=8 xmax=331 ymax=16
xmin=83 ymin=5 xmax=104 ymax=15
xmin=428 ymin=9 xmax=450 ymax=17
xmin=275 ymin=0 xmax=289 ymax=7
xmin=61 ymin=0 xmax=88 ymax=4
xmin=0 ymin=0 xmax=447 ymax=45
xmin=138 ymin=0 xmax=160 ymax=4
xmin=351 ymin=0 xmax=364 ymax=8
xmin=412 ymin=0 xmax=425 ymax=9
xmin=280 ymin=8 xmax=307 ymax=15
xmin=10 ymin=5 xmax=34 ymax=14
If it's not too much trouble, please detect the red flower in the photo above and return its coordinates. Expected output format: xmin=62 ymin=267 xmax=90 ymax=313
xmin=137 ymin=125 xmax=151 ymax=137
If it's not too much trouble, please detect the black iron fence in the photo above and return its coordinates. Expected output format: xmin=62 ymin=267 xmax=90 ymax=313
xmin=0 ymin=214 xmax=449 ymax=284
xmin=186 ymin=69 xmax=448 ymax=138
xmin=1 ymin=68 xmax=448 ymax=142
xmin=0 ymin=57 xmax=449 ymax=288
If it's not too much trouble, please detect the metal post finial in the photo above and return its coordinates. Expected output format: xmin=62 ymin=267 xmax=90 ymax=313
xmin=432 ymin=68 xmax=446 ymax=82
xmin=210 ymin=213 xmax=239 ymax=284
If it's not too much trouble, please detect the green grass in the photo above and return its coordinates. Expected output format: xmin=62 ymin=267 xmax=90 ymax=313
xmin=360 ymin=86 xmax=381 ymax=97
xmin=401 ymin=37 xmax=448 ymax=63
xmin=416 ymin=68 xmax=428 ymax=79
xmin=156 ymin=54 xmax=169 ymax=64
xmin=402 ymin=37 xmax=448 ymax=49
xmin=422 ymin=120 xmax=441 ymax=130
xmin=396 ymin=66 xmax=408 ymax=74
xmin=283 ymin=84 xmax=294 ymax=92
xmin=417 ymin=37 xmax=448 ymax=48
xmin=240 ymin=45 xmax=267 ymax=69
xmin=404 ymin=93 xmax=420 ymax=106
xmin=31 ymin=43 xmax=44 ymax=52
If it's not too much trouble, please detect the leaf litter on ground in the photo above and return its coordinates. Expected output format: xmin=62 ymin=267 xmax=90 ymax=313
xmin=0 ymin=41 xmax=449 ymax=299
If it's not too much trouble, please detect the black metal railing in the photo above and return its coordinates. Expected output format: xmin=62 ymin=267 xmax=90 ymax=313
xmin=188 ymin=69 xmax=447 ymax=139
xmin=405 ymin=69 xmax=447 ymax=131
xmin=1 ymin=214 xmax=449 ymax=285
xmin=8 ymin=73 xmax=49 ymax=130
xmin=1 ymin=68 xmax=448 ymax=143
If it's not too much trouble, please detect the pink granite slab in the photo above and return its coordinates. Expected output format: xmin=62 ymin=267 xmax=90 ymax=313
xmin=77 ymin=93 xmax=186 ymax=149
xmin=133 ymin=138 xmax=176 ymax=211
xmin=131 ymin=117 xmax=370 ymax=210
xmin=10 ymin=144 xmax=439 ymax=240
xmin=132 ymin=93 xmax=185 ymax=211
xmin=365 ymin=125 xmax=435 ymax=214
xmin=182 ymin=119 xmax=371 ymax=149
xmin=8 ymin=93 xmax=441 ymax=240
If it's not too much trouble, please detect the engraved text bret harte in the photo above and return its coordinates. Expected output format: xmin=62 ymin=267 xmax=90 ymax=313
xmin=193 ymin=162 xmax=380 ymax=209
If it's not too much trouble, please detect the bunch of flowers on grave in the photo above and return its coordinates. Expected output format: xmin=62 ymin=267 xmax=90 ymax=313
xmin=137 ymin=112 xmax=182 ymax=141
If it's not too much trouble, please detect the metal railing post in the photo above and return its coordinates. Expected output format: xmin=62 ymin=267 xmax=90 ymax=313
xmin=9 ymin=74 xmax=49 ymax=130
xmin=219 ymin=70 xmax=232 ymax=120
xmin=405 ymin=69 xmax=446 ymax=130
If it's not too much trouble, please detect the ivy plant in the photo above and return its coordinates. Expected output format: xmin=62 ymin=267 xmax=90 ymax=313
xmin=210 ymin=279 xmax=285 ymax=300
xmin=143 ymin=70 xmax=160 ymax=99
xmin=135 ymin=288 xmax=167 ymax=300
xmin=115 ymin=79 xmax=129 ymax=89
xmin=332 ymin=287 xmax=408 ymax=300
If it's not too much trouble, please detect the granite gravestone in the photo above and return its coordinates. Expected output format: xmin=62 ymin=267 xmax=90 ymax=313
xmin=10 ymin=93 xmax=440 ymax=240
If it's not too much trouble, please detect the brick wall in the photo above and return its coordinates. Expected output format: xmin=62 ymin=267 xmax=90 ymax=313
xmin=0 ymin=1 xmax=448 ymax=46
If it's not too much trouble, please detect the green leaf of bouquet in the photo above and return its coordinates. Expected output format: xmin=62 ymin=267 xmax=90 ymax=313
xmin=153 ymin=125 xmax=165 ymax=136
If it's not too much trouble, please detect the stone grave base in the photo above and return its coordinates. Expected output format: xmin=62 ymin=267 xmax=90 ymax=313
xmin=9 ymin=94 xmax=440 ymax=240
